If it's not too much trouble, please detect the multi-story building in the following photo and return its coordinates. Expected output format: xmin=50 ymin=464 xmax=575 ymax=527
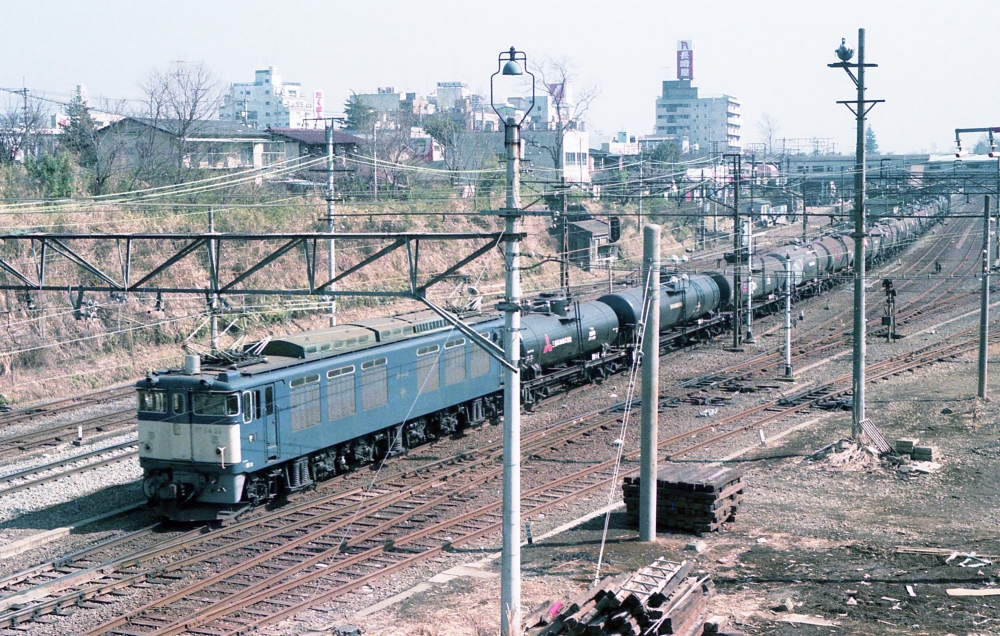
xmin=356 ymin=87 xmax=403 ymax=116
xmin=220 ymin=68 xmax=317 ymax=129
xmin=435 ymin=82 xmax=470 ymax=112
xmin=654 ymin=79 xmax=741 ymax=153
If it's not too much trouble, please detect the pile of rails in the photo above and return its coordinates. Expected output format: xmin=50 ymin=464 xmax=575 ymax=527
xmin=622 ymin=465 xmax=745 ymax=534
xmin=525 ymin=559 xmax=732 ymax=635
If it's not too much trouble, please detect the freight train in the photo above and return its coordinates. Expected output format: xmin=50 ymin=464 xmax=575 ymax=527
xmin=137 ymin=212 xmax=934 ymax=521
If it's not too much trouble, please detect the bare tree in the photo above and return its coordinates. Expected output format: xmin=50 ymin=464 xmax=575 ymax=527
xmin=757 ymin=112 xmax=780 ymax=155
xmin=89 ymin=100 xmax=132 ymax=194
xmin=137 ymin=61 xmax=223 ymax=182
xmin=530 ymin=58 xmax=600 ymax=178
xmin=0 ymin=96 xmax=48 ymax=164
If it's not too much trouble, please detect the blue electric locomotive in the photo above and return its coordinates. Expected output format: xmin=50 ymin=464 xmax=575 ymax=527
xmin=138 ymin=310 xmax=506 ymax=521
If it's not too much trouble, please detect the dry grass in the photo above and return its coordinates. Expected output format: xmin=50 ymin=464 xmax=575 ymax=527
xmin=0 ymin=193 xmax=694 ymax=404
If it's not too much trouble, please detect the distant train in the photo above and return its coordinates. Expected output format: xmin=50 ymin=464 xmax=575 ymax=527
xmin=137 ymin=211 xmax=936 ymax=521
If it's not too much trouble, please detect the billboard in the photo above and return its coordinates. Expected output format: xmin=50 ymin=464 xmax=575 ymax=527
xmin=314 ymin=90 xmax=324 ymax=118
xmin=677 ymin=40 xmax=694 ymax=80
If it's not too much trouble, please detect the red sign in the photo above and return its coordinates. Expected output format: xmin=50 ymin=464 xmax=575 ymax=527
xmin=314 ymin=90 xmax=324 ymax=117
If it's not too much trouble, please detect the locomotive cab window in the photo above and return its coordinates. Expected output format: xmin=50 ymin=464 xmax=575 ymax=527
xmin=171 ymin=392 xmax=185 ymax=414
xmin=242 ymin=390 xmax=262 ymax=423
xmin=138 ymin=389 xmax=167 ymax=413
xmin=192 ymin=392 xmax=240 ymax=416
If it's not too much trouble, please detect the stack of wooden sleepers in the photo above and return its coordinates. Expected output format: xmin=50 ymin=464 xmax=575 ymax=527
xmin=622 ymin=464 xmax=745 ymax=534
xmin=525 ymin=559 xmax=736 ymax=635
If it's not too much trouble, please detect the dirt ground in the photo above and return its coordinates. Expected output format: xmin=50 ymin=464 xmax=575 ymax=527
xmin=347 ymin=343 xmax=1000 ymax=636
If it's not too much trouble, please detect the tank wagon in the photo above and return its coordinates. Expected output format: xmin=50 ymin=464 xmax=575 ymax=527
xmin=138 ymin=213 xmax=936 ymax=521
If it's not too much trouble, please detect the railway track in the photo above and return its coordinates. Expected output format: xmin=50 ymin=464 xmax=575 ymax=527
xmin=0 ymin=206 xmax=983 ymax=634
xmin=0 ymin=386 xmax=134 ymax=429
xmin=0 ymin=441 xmax=137 ymax=498
xmin=79 ymin=323 xmax=996 ymax=636
xmin=1 ymin=274 xmax=984 ymax=632
xmin=0 ymin=409 xmax=134 ymax=463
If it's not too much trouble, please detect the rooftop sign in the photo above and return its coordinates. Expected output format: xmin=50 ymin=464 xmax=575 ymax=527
xmin=677 ymin=40 xmax=694 ymax=80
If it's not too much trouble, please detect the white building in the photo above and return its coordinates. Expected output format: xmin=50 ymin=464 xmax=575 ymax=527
xmin=220 ymin=68 xmax=318 ymax=130
xmin=356 ymin=87 xmax=403 ymax=116
xmin=654 ymin=79 xmax=740 ymax=153
xmin=51 ymin=85 xmax=124 ymax=131
xmin=435 ymin=82 xmax=470 ymax=112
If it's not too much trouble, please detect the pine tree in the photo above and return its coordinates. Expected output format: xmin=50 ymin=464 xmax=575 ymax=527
xmin=61 ymin=93 xmax=97 ymax=168
xmin=343 ymin=94 xmax=378 ymax=133
xmin=864 ymin=125 xmax=879 ymax=156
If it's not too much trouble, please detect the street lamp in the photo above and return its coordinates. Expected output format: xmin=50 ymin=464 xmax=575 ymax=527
xmin=490 ymin=45 xmax=534 ymax=636
xmin=829 ymin=28 xmax=881 ymax=438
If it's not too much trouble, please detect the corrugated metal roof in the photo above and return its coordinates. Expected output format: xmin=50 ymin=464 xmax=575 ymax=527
xmin=269 ymin=128 xmax=363 ymax=146
xmin=126 ymin=117 xmax=269 ymax=139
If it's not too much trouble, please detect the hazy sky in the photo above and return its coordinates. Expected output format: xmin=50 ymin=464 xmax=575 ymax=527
xmin=2 ymin=1 xmax=997 ymax=155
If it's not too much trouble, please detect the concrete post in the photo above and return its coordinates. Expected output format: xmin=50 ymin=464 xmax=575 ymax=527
xmin=208 ymin=208 xmax=219 ymax=353
xmin=851 ymin=28 xmax=868 ymax=437
xmin=744 ymin=218 xmax=755 ymax=343
xmin=784 ymin=258 xmax=793 ymax=377
xmin=326 ymin=122 xmax=337 ymax=327
xmin=639 ymin=224 xmax=661 ymax=542
xmin=501 ymin=116 xmax=523 ymax=636
xmin=979 ymin=195 xmax=992 ymax=399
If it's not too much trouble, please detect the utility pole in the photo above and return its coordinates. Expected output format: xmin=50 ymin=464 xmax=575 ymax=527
xmin=744 ymin=217 xmax=754 ymax=343
xmin=207 ymin=209 xmax=220 ymax=353
xmin=784 ymin=258 xmax=794 ymax=378
xmin=491 ymin=46 xmax=532 ymax=636
xmin=979 ymin=195 xmax=992 ymax=399
xmin=725 ymin=153 xmax=743 ymax=350
xmin=639 ymin=224 xmax=661 ymax=542
xmin=638 ymin=154 xmax=644 ymax=228
xmin=831 ymin=29 xmax=882 ymax=438
xmin=560 ymin=151 xmax=570 ymax=296
xmin=373 ymin=122 xmax=378 ymax=201
xmin=701 ymin=183 xmax=707 ymax=250
xmin=801 ymin=179 xmax=808 ymax=241
xmin=325 ymin=121 xmax=337 ymax=326
xmin=952 ymin=131 xmax=1000 ymax=399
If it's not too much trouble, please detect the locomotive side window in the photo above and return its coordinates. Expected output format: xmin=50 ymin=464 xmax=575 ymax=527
xmin=264 ymin=386 xmax=274 ymax=416
xmin=193 ymin=392 xmax=240 ymax=416
xmin=361 ymin=357 xmax=388 ymax=410
xmin=290 ymin=374 xmax=321 ymax=431
xmin=470 ymin=332 xmax=491 ymax=378
xmin=138 ymin=389 xmax=167 ymax=413
xmin=416 ymin=345 xmax=440 ymax=393
xmin=241 ymin=391 xmax=262 ymax=423
xmin=171 ymin=392 xmax=186 ymax=414
xmin=327 ymin=365 xmax=356 ymax=420
xmin=444 ymin=338 xmax=467 ymax=386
